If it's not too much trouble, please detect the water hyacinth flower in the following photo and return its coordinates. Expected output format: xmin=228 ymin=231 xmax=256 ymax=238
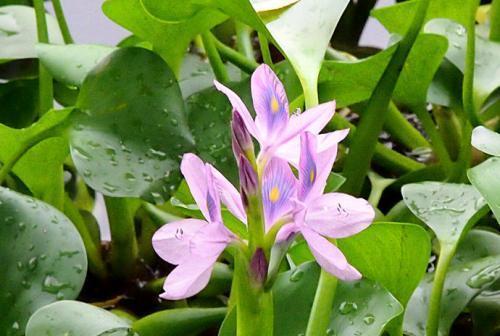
xmin=152 ymin=154 xmax=244 ymax=300
xmin=276 ymin=132 xmax=375 ymax=280
xmin=214 ymin=64 xmax=336 ymax=165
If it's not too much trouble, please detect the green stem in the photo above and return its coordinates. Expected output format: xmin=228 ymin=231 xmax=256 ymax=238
xmin=490 ymin=0 xmax=500 ymax=42
xmin=327 ymin=114 xmax=425 ymax=174
xmin=104 ymin=196 xmax=138 ymax=278
xmin=33 ymin=0 xmax=53 ymax=115
xmin=213 ymin=36 xmax=259 ymax=74
xmin=340 ymin=0 xmax=431 ymax=196
xmin=258 ymin=31 xmax=274 ymax=69
xmin=235 ymin=21 xmax=255 ymax=61
xmin=63 ymin=194 xmax=107 ymax=278
xmin=303 ymin=77 xmax=319 ymax=109
xmin=367 ymin=171 xmax=394 ymax=208
xmin=234 ymin=250 xmax=273 ymax=336
xmin=305 ymin=269 xmax=338 ymax=336
xmin=463 ymin=0 xmax=480 ymax=126
xmin=426 ymin=244 xmax=456 ymax=336
xmin=51 ymin=0 xmax=73 ymax=44
xmin=413 ymin=105 xmax=453 ymax=174
xmin=201 ymin=32 xmax=229 ymax=84
xmin=387 ymin=102 xmax=429 ymax=149
xmin=433 ymin=106 xmax=462 ymax=161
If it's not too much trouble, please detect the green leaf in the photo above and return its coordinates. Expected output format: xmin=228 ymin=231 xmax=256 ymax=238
xmin=402 ymin=182 xmax=486 ymax=246
xmin=404 ymin=255 xmax=500 ymax=336
xmin=470 ymin=290 xmax=500 ymax=336
xmin=338 ymin=222 xmax=431 ymax=307
xmin=71 ymin=47 xmax=194 ymax=202
xmin=0 ymin=189 xmax=87 ymax=335
xmin=0 ymin=78 xmax=37 ymax=128
xmin=272 ymin=262 xmax=403 ymax=336
xmin=217 ymin=306 xmax=236 ymax=336
xmin=26 ymin=300 xmax=130 ymax=336
xmin=262 ymin=0 xmax=349 ymax=106
xmin=471 ymin=126 xmax=500 ymax=156
xmin=0 ymin=108 xmax=72 ymax=208
xmin=0 ymin=5 xmax=63 ymax=60
xmin=453 ymin=229 xmax=500 ymax=265
xmin=132 ymin=307 xmax=227 ymax=336
xmin=468 ymin=157 xmax=500 ymax=225
xmin=102 ymin=0 xmax=226 ymax=72
xmin=324 ymin=172 xmax=347 ymax=193
xmin=36 ymin=43 xmax=115 ymax=87
xmin=372 ymin=0 xmax=476 ymax=36
xmin=425 ymin=18 xmax=500 ymax=107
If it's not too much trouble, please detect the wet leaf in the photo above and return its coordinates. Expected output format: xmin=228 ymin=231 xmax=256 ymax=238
xmin=0 ymin=5 xmax=63 ymax=60
xmin=0 ymin=189 xmax=87 ymax=335
xmin=404 ymin=255 xmax=500 ymax=336
xmin=402 ymin=182 xmax=486 ymax=246
xmin=469 ymin=290 xmax=500 ymax=336
xmin=26 ymin=300 xmax=129 ymax=336
xmin=71 ymin=47 xmax=194 ymax=202
xmin=36 ymin=43 xmax=115 ymax=87
xmin=471 ymin=126 xmax=500 ymax=157
xmin=452 ymin=229 xmax=500 ymax=265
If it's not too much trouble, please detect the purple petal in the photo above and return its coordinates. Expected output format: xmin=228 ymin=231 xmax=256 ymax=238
xmin=251 ymin=64 xmax=289 ymax=143
xmin=210 ymin=166 xmax=247 ymax=224
xmin=302 ymin=227 xmax=361 ymax=281
xmin=204 ymin=166 xmax=222 ymax=223
xmin=191 ymin=222 xmax=234 ymax=257
xmin=238 ymin=155 xmax=258 ymax=209
xmin=298 ymin=132 xmax=318 ymax=200
xmin=305 ymin=193 xmax=374 ymax=238
xmin=152 ymin=219 xmax=208 ymax=265
xmin=262 ymin=158 xmax=297 ymax=230
xmin=160 ymin=255 xmax=218 ymax=300
xmin=231 ymin=111 xmax=254 ymax=160
xmin=275 ymin=222 xmax=300 ymax=243
xmin=214 ymin=80 xmax=259 ymax=139
xmin=180 ymin=154 xmax=212 ymax=221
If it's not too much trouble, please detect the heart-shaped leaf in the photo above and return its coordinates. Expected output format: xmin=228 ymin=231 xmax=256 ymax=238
xmin=404 ymin=255 xmax=500 ymax=336
xmin=0 ymin=5 xmax=63 ymax=60
xmin=272 ymin=261 xmax=403 ymax=336
xmin=36 ymin=43 xmax=116 ymax=87
xmin=71 ymin=47 xmax=194 ymax=202
xmin=402 ymin=182 xmax=486 ymax=246
xmin=26 ymin=300 xmax=130 ymax=336
xmin=468 ymin=157 xmax=500 ymax=225
xmin=338 ymin=222 xmax=431 ymax=307
xmin=0 ymin=188 xmax=87 ymax=335
xmin=132 ymin=308 xmax=227 ymax=336
xmin=471 ymin=126 xmax=500 ymax=157
xmin=102 ymin=0 xmax=226 ymax=72
xmin=453 ymin=229 xmax=500 ymax=265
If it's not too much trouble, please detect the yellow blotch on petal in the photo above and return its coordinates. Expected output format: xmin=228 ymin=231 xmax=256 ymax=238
xmin=309 ymin=169 xmax=315 ymax=183
xmin=269 ymin=186 xmax=280 ymax=203
xmin=270 ymin=96 xmax=280 ymax=113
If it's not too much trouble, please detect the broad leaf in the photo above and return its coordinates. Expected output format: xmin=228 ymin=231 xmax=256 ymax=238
xmin=0 ymin=189 xmax=87 ymax=335
xmin=425 ymin=18 xmax=500 ymax=107
xmin=102 ymin=0 xmax=225 ymax=73
xmin=402 ymin=182 xmax=486 ymax=246
xmin=468 ymin=157 xmax=500 ymax=224
xmin=471 ymin=126 xmax=500 ymax=157
xmin=26 ymin=300 xmax=130 ymax=336
xmin=273 ymin=262 xmax=403 ymax=336
xmin=453 ymin=229 xmax=500 ymax=265
xmin=404 ymin=255 xmax=500 ymax=336
xmin=36 ymin=43 xmax=115 ymax=87
xmin=338 ymin=222 xmax=431 ymax=307
xmin=0 ymin=5 xmax=63 ymax=60
xmin=71 ymin=47 xmax=194 ymax=202
xmin=470 ymin=290 xmax=500 ymax=336
xmin=132 ymin=308 xmax=227 ymax=336
xmin=0 ymin=78 xmax=37 ymax=128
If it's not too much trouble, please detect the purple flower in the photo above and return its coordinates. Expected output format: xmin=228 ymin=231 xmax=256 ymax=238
xmin=276 ymin=132 xmax=375 ymax=280
xmin=152 ymin=154 xmax=245 ymax=300
xmin=214 ymin=64 xmax=336 ymax=164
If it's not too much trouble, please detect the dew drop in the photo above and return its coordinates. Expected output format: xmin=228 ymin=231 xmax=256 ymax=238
xmin=338 ymin=301 xmax=358 ymax=314
xmin=363 ymin=314 xmax=375 ymax=325
xmin=467 ymin=264 xmax=500 ymax=288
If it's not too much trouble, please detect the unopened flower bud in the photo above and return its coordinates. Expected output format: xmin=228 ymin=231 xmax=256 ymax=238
xmin=231 ymin=111 xmax=254 ymax=161
xmin=250 ymin=248 xmax=268 ymax=284
xmin=238 ymin=155 xmax=258 ymax=207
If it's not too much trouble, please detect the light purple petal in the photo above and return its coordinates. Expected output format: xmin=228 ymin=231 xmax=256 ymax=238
xmin=210 ymin=166 xmax=247 ymax=224
xmin=152 ymin=219 xmax=208 ymax=265
xmin=262 ymin=158 xmax=297 ymax=230
xmin=298 ymin=132 xmax=318 ymax=200
xmin=180 ymin=154 xmax=211 ymax=221
xmin=251 ymin=64 xmax=289 ymax=143
xmin=305 ymin=193 xmax=374 ymax=238
xmin=160 ymin=255 xmax=218 ymax=300
xmin=275 ymin=222 xmax=300 ymax=243
xmin=214 ymin=80 xmax=259 ymax=139
xmin=302 ymin=227 xmax=361 ymax=281
xmin=191 ymin=222 xmax=234 ymax=257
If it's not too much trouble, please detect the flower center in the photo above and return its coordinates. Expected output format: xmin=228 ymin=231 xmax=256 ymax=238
xmin=270 ymin=96 xmax=280 ymax=113
xmin=269 ymin=186 xmax=280 ymax=202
